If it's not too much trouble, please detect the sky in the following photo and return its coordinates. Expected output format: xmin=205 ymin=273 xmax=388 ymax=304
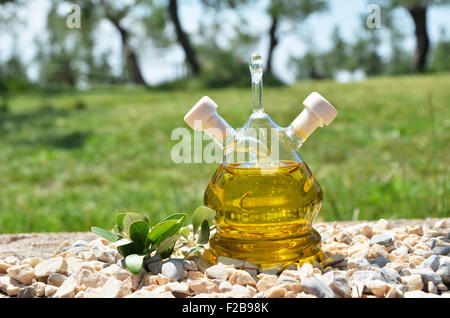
xmin=1 ymin=0 xmax=450 ymax=84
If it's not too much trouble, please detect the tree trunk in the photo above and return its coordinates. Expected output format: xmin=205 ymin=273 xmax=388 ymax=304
xmin=108 ymin=17 xmax=147 ymax=85
xmin=408 ymin=5 xmax=429 ymax=72
xmin=168 ymin=0 xmax=201 ymax=76
xmin=266 ymin=14 xmax=279 ymax=75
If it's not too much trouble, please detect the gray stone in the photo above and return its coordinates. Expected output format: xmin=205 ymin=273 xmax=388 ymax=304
xmin=428 ymin=239 xmax=437 ymax=250
xmin=92 ymin=246 xmax=115 ymax=263
xmin=392 ymin=246 xmax=409 ymax=255
xmin=144 ymin=255 xmax=162 ymax=274
xmin=73 ymin=240 xmax=89 ymax=247
xmin=321 ymin=271 xmax=351 ymax=298
xmin=118 ymin=258 xmax=126 ymax=269
xmin=17 ymin=286 xmax=34 ymax=298
xmin=322 ymin=254 xmax=346 ymax=268
xmin=436 ymin=263 xmax=450 ymax=284
xmin=370 ymin=234 xmax=393 ymax=247
xmin=411 ymin=268 xmax=443 ymax=286
xmin=368 ymin=256 xmax=390 ymax=268
xmin=183 ymin=260 xmax=198 ymax=271
xmin=47 ymin=273 xmax=68 ymax=287
xmin=301 ymin=277 xmax=335 ymax=298
xmin=161 ymin=259 xmax=186 ymax=281
xmin=349 ymin=270 xmax=382 ymax=286
xmin=347 ymin=258 xmax=371 ymax=270
xmin=380 ymin=267 xmax=401 ymax=284
xmin=190 ymin=256 xmax=214 ymax=273
xmin=419 ymin=255 xmax=440 ymax=272
xmin=432 ymin=246 xmax=450 ymax=256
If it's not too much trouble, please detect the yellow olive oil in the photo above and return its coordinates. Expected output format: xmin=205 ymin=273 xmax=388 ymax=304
xmin=204 ymin=160 xmax=324 ymax=267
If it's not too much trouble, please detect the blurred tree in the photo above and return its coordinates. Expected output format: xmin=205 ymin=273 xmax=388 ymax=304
xmin=99 ymin=0 xmax=148 ymax=86
xmin=381 ymin=0 xmax=450 ymax=72
xmin=168 ymin=0 xmax=201 ymax=75
xmin=265 ymin=0 xmax=327 ymax=76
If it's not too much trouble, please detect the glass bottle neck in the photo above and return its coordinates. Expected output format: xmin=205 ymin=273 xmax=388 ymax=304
xmin=285 ymin=125 xmax=307 ymax=149
xmin=252 ymin=78 xmax=264 ymax=113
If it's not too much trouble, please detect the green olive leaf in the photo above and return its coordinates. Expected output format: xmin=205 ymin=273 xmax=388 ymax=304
xmin=197 ymin=220 xmax=210 ymax=244
xmin=122 ymin=212 xmax=144 ymax=234
xmin=192 ymin=206 xmax=216 ymax=234
xmin=117 ymin=242 xmax=141 ymax=258
xmin=129 ymin=220 xmax=150 ymax=251
xmin=156 ymin=234 xmax=181 ymax=259
xmin=125 ymin=254 xmax=145 ymax=275
xmin=91 ymin=226 xmax=120 ymax=242
xmin=185 ymin=245 xmax=204 ymax=258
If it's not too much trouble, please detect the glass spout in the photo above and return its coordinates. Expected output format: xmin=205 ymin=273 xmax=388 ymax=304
xmin=249 ymin=53 xmax=264 ymax=113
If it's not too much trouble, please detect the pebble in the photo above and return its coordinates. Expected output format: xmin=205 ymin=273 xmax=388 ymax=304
xmin=368 ymin=256 xmax=390 ymax=268
xmin=349 ymin=270 xmax=382 ymax=286
xmin=92 ymin=246 xmax=115 ymax=264
xmin=365 ymin=279 xmax=390 ymax=298
xmin=205 ymin=264 xmax=229 ymax=281
xmin=436 ymin=263 xmax=450 ymax=284
xmin=368 ymin=244 xmax=389 ymax=258
xmin=411 ymin=268 xmax=443 ymax=286
xmin=219 ymin=281 xmax=233 ymax=292
xmin=189 ymin=279 xmax=219 ymax=294
xmin=301 ymin=277 xmax=335 ymax=298
xmin=256 ymin=275 xmax=279 ymax=292
xmin=161 ymin=259 xmax=186 ymax=282
xmin=217 ymin=256 xmax=245 ymax=268
xmin=34 ymin=257 xmax=68 ymax=278
xmin=427 ymin=281 xmax=438 ymax=294
xmin=406 ymin=225 xmax=424 ymax=236
xmin=6 ymin=264 xmax=35 ymax=285
xmin=230 ymin=284 xmax=252 ymax=298
xmin=18 ymin=286 xmax=35 ymax=298
xmin=400 ymin=274 xmax=423 ymax=291
xmin=370 ymin=234 xmax=393 ymax=247
xmin=100 ymin=264 xmax=130 ymax=281
xmin=391 ymin=246 xmax=409 ymax=255
xmin=228 ymin=270 xmax=257 ymax=287
xmin=428 ymin=239 xmax=437 ymax=250
xmin=144 ymin=255 xmax=163 ymax=274
xmin=98 ymin=277 xmax=131 ymax=298
xmin=278 ymin=270 xmax=300 ymax=283
xmin=264 ymin=286 xmax=287 ymax=298
xmin=32 ymin=282 xmax=46 ymax=297
xmin=380 ymin=267 xmax=400 ymax=284
xmin=347 ymin=258 xmax=371 ymax=270
xmin=321 ymin=271 xmax=351 ymax=298
xmin=419 ymin=255 xmax=440 ymax=272
xmin=47 ymin=273 xmax=68 ymax=287
xmin=53 ymin=277 xmax=78 ymax=298
xmin=22 ymin=257 xmax=42 ymax=268
xmin=164 ymin=282 xmax=190 ymax=295
xmin=432 ymin=246 xmax=450 ymax=256
xmin=322 ymin=254 xmax=346 ymax=267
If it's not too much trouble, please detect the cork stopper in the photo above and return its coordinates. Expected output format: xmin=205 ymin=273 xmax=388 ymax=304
xmin=184 ymin=96 xmax=233 ymax=142
xmin=291 ymin=92 xmax=337 ymax=139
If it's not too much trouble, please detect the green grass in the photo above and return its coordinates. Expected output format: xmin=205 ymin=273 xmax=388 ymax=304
xmin=0 ymin=73 xmax=449 ymax=233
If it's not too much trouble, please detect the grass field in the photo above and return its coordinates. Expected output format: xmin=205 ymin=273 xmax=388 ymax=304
xmin=0 ymin=73 xmax=449 ymax=233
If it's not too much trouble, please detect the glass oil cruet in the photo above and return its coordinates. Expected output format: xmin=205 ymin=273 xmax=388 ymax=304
xmin=184 ymin=53 xmax=337 ymax=269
